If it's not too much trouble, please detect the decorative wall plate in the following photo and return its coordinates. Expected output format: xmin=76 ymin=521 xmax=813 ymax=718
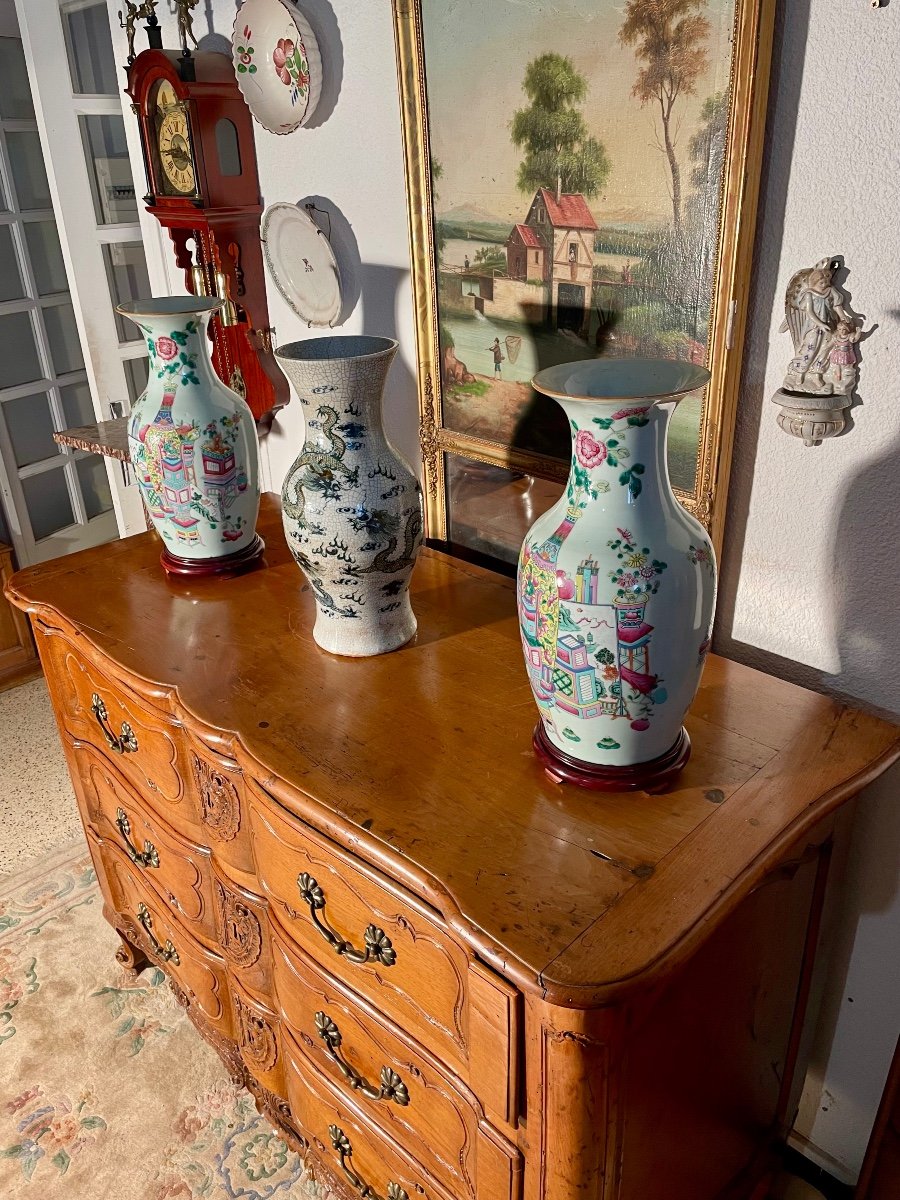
xmin=261 ymin=203 xmax=343 ymax=327
xmin=232 ymin=0 xmax=322 ymax=134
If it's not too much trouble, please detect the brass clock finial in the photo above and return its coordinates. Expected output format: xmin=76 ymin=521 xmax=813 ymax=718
xmin=118 ymin=1 xmax=159 ymax=66
xmin=175 ymin=0 xmax=200 ymax=59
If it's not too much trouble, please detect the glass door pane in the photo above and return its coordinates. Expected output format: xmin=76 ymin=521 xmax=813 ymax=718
xmin=124 ymin=356 xmax=149 ymax=405
xmin=0 ymin=226 xmax=25 ymax=301
xmin=60 ymin=379 xmax=95 ymax=427
xmin=0 ymin=312 xmax=42 ymax=387
xmin=103 ymin=243 xmax=152 ymax=342
xmin=80 ymin=115 xmax=138 ymax=224
xmin=6 ymin=131 xmax=52 ymax=210
xmin=0 ymin=37 xmax=35 ymax=120
xmin=43 ymin=303 xmax=85 ymax=375
xmin=21 ymin=468 xmax=74 ymax=540
xmin=63 ymin=3 xmax=118 ymax=96
xmin=24 ymin=221 xmax=68 ymax=294
xmin=3 ymin=392 xmax=59 ymax=467
xmin=75 ymin=456 xmax=113 ymax=518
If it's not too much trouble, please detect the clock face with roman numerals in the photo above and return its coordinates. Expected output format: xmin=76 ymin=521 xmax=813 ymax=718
xmin=157 ymin=105 xmax=197 ymax=196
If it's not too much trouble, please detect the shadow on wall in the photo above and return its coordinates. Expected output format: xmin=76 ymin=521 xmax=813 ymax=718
xmin=714 ymin=0 xmax=900 ymax=1173
xmin=717 ymin=0 xmax=813 ymax=614
xmin=359 ymin=263 xmax=416 ymax=465
xmin=296 ymin=194 xmax=362 ymax=325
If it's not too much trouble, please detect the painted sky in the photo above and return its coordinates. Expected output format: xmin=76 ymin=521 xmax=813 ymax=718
xmin=422 ymin=0 xmax=737 ymax=226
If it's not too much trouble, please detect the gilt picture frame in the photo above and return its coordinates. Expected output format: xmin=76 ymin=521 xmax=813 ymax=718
xmin=392 ymin=0 xmax=776 ymax=566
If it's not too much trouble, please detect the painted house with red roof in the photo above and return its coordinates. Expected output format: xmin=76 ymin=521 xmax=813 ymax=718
xmin=506 ymin=187 xmax=597 ymax=331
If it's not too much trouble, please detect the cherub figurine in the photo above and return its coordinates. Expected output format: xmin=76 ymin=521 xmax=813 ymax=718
xmin=174 ymin=0 xmax=200 ymax=56
xmin=118 ymin=0 xmax=157 ymax=63
xmin=780 ymin=257 xmax=861 ymax=396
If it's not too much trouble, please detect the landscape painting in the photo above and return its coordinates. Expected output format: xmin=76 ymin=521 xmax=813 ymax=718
xmin=394 ymin=0 xmax=774 ymax=557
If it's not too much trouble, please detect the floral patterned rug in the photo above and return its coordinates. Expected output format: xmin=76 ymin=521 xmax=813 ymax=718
xmin=0 ymin=840 xmax=335 ymax=1198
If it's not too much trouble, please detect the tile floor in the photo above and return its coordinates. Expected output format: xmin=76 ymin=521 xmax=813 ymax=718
xmin=0 ymin=676 xmax=81 ymax=878
xmin=0 ymin=675 xmax=830 ymax=1197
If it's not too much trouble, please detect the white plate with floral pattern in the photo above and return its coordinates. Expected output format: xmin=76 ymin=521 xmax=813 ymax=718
xmin=232 ymin=0 xmax=322 ymax=134
xmin=261 ymin=203 xmax=343 ymax=328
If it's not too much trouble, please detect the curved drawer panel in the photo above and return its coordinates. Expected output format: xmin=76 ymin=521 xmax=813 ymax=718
xmin=283 ymin=1025 xmax=456 ymax=1200
xmin=90 ymin=831 xmax=233 ymax=1041
xmin=271 ymin=918 xmax=518 ymax=1199
xmin=42 ymin=634 xmax=191 ymax=827
xmin=248 ymin=785 xmax=471 ymax=1075
xmin=74 ymin=744 xmax=216 ymax=947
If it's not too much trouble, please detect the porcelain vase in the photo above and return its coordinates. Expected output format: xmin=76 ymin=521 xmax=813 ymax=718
xmin=119 ymin=297 xmax=263 ymax=577
xmin=517 ymin=359 xmax=717 ymax=790
xmin=276 ymin=335 xmax=424 ymax=657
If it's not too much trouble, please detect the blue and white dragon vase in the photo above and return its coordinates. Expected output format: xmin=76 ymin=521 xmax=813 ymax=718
xmin=275 ymin=336 xmax=423 ymax=656
xmin=118 ymin=297 xmax=262 ymax=573
xmin=518 ymin=358 xmax=717 ymax=781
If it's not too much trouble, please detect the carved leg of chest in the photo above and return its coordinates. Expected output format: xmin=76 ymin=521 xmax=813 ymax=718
xmin=114 ymin=925 xmax=150 ymax=975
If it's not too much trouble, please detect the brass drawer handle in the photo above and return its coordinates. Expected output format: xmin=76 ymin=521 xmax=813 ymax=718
xmin=115 ymin=808 xmax=159 ymax=869
xmin=315 ymin=1012 xmax=409 ymax=1106
xmin=90 ymin=693 xmax=138 ymax=755
xmin=296 ymin=873 xmax=396 ymax=968
xmin=136 ymin=902 xmax=179 ymax=965
xmin=328 ymin=1125 xmax=409 ymax=1200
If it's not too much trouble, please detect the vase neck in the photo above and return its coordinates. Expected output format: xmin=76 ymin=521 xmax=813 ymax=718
xmin=292 ymin=352 xmax=394 ymax=431
xmin=135 ymin=309 xmax=217 ymax=390
xmin=559 ymin=396 xmax=676 ymax=514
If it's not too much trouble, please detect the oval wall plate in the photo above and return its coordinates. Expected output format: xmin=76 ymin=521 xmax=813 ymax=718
xmin=233 ymin=0 xmax=322 ymax=135
xmin=261 ymin=203 xmax=343 ymax=328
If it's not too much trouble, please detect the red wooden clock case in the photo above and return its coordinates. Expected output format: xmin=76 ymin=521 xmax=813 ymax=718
xmin=126 ymin=50 xmax=288 ymax=424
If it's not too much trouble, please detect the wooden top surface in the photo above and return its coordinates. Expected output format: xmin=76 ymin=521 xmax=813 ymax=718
xmin=53 ymin=419 xmax=130 ymax=462
xmin=7 ymin=495 xmax=899 ymax=1004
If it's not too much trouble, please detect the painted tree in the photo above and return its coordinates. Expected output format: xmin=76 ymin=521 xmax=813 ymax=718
xmin=431 ymin=155 xmax=446 ymax=262
xmin=619 ymin=0 xmax=711 ymax=232
xmin=510 ymin=53 xmax=610 ymax=199
xmin=687 ymin=91 xmax=728 ymax=225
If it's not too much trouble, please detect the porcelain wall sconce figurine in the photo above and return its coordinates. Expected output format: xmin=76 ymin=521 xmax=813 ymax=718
xmin=772 ymin=256 xmax=864 ymax=446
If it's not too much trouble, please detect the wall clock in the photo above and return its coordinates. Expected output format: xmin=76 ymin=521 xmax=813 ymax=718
xmin=126 ymin=49 xmax=289 ymax=424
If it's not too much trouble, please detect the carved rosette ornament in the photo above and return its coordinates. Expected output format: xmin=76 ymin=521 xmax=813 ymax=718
xmin=191 ymin=753 xmax=241 ymax=841
xmin=234 ymin=993 xmax=278 ymax=1073
xmin=214 ymin=880 xmax=262 ymax=967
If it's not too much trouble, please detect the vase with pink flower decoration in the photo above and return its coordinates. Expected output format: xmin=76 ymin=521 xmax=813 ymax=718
xmin=118 ymin=297 xmax=263 ymax=578
xmin=517 ymin=358 xmax=717 ymax=791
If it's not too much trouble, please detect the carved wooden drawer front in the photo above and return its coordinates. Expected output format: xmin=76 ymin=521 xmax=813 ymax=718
xmin=90 ymin=832 xmax=233 ymax=1041
xmin=212 ymin=867 xmax=273 ymax=1001
xmin=282 ymin=1026 xmax=457 ymax=1200
xmin=72 ymin=743 xmax=217 ymax=947
xmin=42 ymin=635 xmax=192 ymax=830
xmin=186 ymin=742 xmax=254 ymax=878
xmin=248 ymin=786 xmax=473 ymax=1075
xmin=270 ymin=919 xmax=519 ymax=1200
xmin=230 ymin=975 xmax=287 ymax=1102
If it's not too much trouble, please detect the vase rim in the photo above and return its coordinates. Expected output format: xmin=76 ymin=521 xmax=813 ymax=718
xmin=116 ymin=297 xmax=223 ymax=319
xmin=275 ymin=335 xmax=399 ymax=364
xmin=533 ymin=357 xmax=710 ymax=403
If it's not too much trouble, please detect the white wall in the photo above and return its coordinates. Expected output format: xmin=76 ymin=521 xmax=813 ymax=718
xmin=106 ymin=0 xmax=899 ymax=1183
xmin=718 ymin=0 xmax=900 ymax=1183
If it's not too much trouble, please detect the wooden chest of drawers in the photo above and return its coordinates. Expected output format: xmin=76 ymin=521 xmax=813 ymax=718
xmin=6 ymin=495 xmax=899 ymax=1200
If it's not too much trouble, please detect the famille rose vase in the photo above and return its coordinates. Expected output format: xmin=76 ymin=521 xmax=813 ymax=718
xmin=118 ymin=298 xmax=263 ymax=577
xmin=517 ymin=359 xmax=717 ymax=790
xmin=275 ymin=335 xmax=424 ymax=657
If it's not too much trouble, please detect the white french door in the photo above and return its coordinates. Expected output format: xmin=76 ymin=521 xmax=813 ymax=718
xmin=0 ymin=27 xmax=119 ymax=564
xmin=14 ymin=0 xmax=153 ymax=546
